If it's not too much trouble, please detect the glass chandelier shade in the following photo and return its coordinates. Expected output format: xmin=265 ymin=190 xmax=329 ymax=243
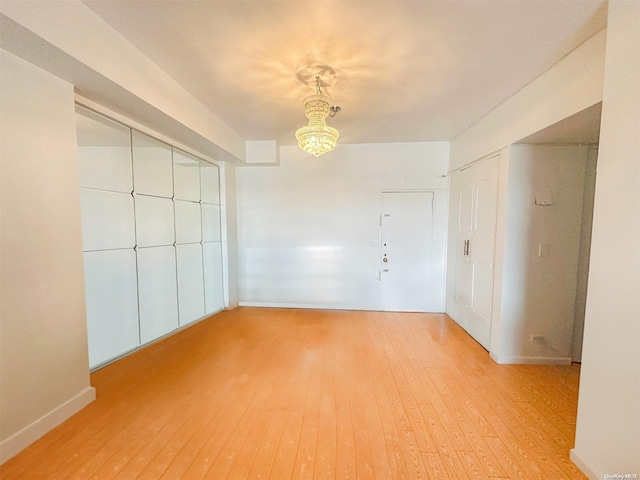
xmin=295 ymin=78 xmax=339 ymax=157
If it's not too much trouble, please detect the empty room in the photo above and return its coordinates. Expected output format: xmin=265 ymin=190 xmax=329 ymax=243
xmin=0 ymin=1 xmax=638 ymax=479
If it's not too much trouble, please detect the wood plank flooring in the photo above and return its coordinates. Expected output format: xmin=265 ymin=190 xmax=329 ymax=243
xmin=0 ymin=308 xmax=586 ymax=479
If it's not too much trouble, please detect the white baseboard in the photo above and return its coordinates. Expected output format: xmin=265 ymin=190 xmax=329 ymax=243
xmin=0 ymin=386 xmax=96 ymax=464
xmin=490 ymin=352 xmax=573 ymax=365
xmin=238 ymin=301 xmax=379 ymax=311
xmin=238 ymin=301 xmax=445 ymax=313
xmin=570 ymin=448 xmax=601 ymax=480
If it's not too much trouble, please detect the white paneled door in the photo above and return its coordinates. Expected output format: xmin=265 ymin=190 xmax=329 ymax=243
xmin=380 ymin=191 xmax=434 ymax=312
xmin=453 ymin=156 xmax=499 ymax=350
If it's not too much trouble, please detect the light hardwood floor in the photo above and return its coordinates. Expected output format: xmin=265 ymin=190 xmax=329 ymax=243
xmin=1 ymin=308 xmax=586 ymax=479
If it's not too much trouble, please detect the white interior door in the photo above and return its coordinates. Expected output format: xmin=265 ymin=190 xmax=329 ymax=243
xmin=454 ymin=171 xmax=473 ymax=333
xmin=453 ymin=157 xmax=499 ymax=350
xmin=380 ymin=191 xmax=434 ymax=312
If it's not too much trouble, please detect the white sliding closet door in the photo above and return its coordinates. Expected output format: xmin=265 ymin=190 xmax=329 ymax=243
xmin=77 ymin=106 xmax=225 ymax=368
xmin=133 ymin=131 xmax=178 ymax=344
xmin=174 ymin=150 xmax=207 ymax=325
xmin=77 ymin=107 xmax=140 ymax=368
xmin=201 ymin=160 xmax=224 ymax=312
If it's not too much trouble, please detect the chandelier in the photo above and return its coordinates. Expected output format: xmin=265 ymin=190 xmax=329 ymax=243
xmin=295 ymin=76 xmax=339 ymax=157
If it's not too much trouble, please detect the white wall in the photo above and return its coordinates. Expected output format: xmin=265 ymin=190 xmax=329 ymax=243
xmin=493 ymin=145 xmax=588 ymax=364
xmin=572 ymin=146 xmax=598 ymax=363
xmin=487 ymin=147 xmax=511 ymax=356
xmin=221 ymin=162 xmax=240 ymax=309
xmin=0 ymin=50 xmax=95 ymax=463
xmin=236 ymin=142 xmax=449 ymax=311
xmin=571 ymin=1 xmax=640 ymax=477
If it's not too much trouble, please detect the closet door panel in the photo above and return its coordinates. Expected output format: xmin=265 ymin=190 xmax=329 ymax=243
xmin=175 ymin=200 xmax=202 ymax=244
xmin=137 ymin=246 xmax=179 ymax=344
xmin=174 ymin=149 xmax=200 ymax=202
xmin=203 ymin=242 xmax=224 ymax=314
xmin=80 ymin=189 xmax=135 ymax=251
xmin=176 ymin=244 xmax=206 ymax=326
xmin=76 ymin=106 xmax=132 ymax=193
xmin=78 ymin=146 xmax=133 ymax=193
xmin=132 ymin=131 xmax=173 ymax=198
xmin=471 ymin=262 xmax=493 ymax=321
xmin=202 ymin=204 xmax=221 ymax=242
xmin=84 ymin=249 xmax=139 ymax=368
xmin=475 ymin=178 xmax=498 ymax=236
xmin=135 ymin=195 xmax=175 ymax=247
xmin=200 ymin=161 xmax=220 ymax=205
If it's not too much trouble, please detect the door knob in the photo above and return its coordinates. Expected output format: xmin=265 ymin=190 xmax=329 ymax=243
xmin=383 ymin=257 xmax=388 ymax=263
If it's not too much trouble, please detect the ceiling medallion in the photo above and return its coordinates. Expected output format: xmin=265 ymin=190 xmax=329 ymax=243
xmin=295 ymin=75 xmax=340 ymax=157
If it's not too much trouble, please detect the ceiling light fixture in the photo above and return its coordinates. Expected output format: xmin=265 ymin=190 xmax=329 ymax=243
xmin=295 ymin=76 xmax=339 ymax=157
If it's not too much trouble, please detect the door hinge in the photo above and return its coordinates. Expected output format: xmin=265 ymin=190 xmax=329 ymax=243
xmin=379 ymin=213 xmax=382 ymax=226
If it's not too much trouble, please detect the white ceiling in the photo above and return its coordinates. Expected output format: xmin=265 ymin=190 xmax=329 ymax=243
xmin=82 ymin=0 xmax=607 ymax=146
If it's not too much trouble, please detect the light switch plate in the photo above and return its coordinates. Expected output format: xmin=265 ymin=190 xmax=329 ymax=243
xmin=538 ymin=243 xmax=551 ymax=257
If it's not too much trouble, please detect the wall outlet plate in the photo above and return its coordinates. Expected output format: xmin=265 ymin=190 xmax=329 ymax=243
xmin=538 ymin=243 xmax=551 ymax=257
